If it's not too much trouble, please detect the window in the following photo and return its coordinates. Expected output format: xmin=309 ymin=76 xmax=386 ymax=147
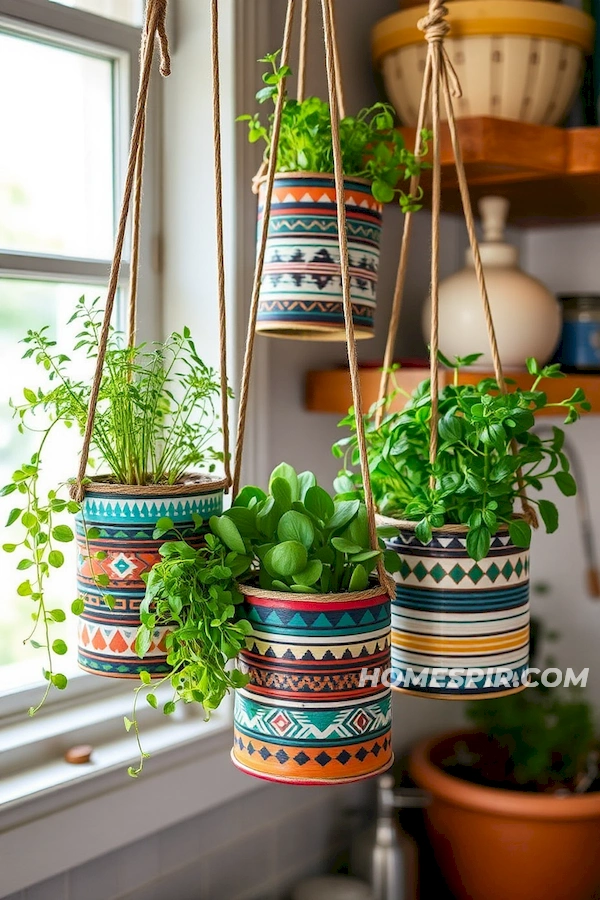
xmin=0 ymin=1 xmax=146 ymax=694
xmin=49 ymin=0 xmax=144 ymax=26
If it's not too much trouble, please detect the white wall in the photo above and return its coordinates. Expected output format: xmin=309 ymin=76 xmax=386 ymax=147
xmin=523 ymin=225 xmax=600 ymax=702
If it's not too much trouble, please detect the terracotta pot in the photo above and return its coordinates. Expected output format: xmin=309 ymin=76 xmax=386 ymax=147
xmin=231 ymin=584 xmax=393 ymax=784
xmin=380 ymin=516 xmax=530 ymax=699
xmin=410 ymin=730 xmax=600 ymax=900
xmin=256 ymin=173 xmax=382 ymax=341
xmin=372 ymin=1 xmax=594 ymax=126
xmin=76 ymin=475 xmax=224 ymax=678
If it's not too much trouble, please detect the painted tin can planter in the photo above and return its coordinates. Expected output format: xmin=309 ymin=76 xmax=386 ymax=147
xmin=257 ymin=173 xmax=383 ymax=340
xmin=382 ymin=520 xmax=530 ymax=698
xmin=76 ymin=476 xmax=224 ymax=678
xmin=231 ymin=585 xmax=393 ymax=784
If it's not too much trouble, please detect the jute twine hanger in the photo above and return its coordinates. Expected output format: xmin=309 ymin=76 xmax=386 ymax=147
xmin=72 ymin=0 xmax=232 ymax=502
xmin=375 ymin=0 xmax=538 ymax=530
xmin=251 ymin=0 xmax=346 ymax=193
xmin=233 ymin=0 xmax=394 ymax=597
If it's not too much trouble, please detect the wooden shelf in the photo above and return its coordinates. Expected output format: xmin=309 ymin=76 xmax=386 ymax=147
xmin=305 ymin=367 xmax=600 ymax=415
xmin=399 ymin=118 xmax=600 ymax=226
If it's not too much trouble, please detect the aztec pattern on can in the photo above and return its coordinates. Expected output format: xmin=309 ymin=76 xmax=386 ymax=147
xmin=386 ymin=527 xmax=530 ymax=698
xmin=257 ymin=173 xmax=383 ymax=339
xmin=76 ymin=481 xmax=223 ymax=678
xmin=232 ymin=587 xmax=393 ymax=784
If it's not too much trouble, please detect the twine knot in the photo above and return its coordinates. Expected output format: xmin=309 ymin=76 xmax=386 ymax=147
xmin=145 ymin=0 xmax=171 ymax=77
xmin=417 ymin=0 xmax=450 ymax=44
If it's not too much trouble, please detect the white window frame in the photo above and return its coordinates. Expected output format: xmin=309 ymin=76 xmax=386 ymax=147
xmin=0 ymin=0 xmax=179 ymax=824
xmin=0 ymin=1 xmax=271 ymax=892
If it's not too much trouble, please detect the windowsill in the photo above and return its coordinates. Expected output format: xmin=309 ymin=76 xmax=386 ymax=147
xmin=0 ymin=692 xmax=262 ymax=895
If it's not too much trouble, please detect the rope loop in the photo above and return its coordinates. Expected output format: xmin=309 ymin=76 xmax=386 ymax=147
xmin=417 ymin=0 xmax=450 ymax=44
xmin=153 ymin=0 xmax=171 ymax=76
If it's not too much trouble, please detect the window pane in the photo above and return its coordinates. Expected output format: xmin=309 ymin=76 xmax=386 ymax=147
xmin=0 ymin=33 xmax=114 ymax=259
xmin=0 ymin=280 xmax=106 ymax=691
xmin=49 ymin=0 xmax=144 ymax=26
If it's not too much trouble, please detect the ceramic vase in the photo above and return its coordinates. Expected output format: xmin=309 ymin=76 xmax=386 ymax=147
xmin=76 ymin=478 xmax=224 ymax=678
xmin=383 ymin=522 xmax=530 ymax=698
xmin=423 ymin=196 xmax=561 ymax=370
xmin=372 ymin=1 xmax=594 ymax=126
xmin=231 ymin=585 xmax=393 ymax=784
xmin=256 ymin=173 xmax=383 ymax=340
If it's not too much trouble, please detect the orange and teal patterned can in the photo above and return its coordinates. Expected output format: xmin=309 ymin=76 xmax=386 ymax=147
xmin=76 ymin=478 xmax=224 ymax=678
xmin=232 ymin=585 xmax=393 ymax=784
xmin=256 ymin=173 xmax=383 ymax=340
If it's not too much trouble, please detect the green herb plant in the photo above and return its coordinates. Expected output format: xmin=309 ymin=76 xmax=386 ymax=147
xmin=467 ymin=613 xmax=597 ymax=789
xmin=334 ymin=355 xmax=589 ymax=561
xmin=128 ymin=462 xmax=399 ymax=774
xmin=2 ymin=296 xmax=224 ymax=710
xmin=238 ymin=51 xmax=430 ymax=211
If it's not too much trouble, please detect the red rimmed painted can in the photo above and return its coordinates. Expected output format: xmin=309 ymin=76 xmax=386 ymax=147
xmin=231 ymin=584 xmax=393 ymax=784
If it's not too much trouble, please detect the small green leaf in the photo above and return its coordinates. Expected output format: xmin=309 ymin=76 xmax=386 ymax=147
xmin=555 ymin=472 xmax=577 ymax=497
xmin=304 ymin=485 xmax=335 ymax=522
xmin=2 ymin=543 xmax=17 ymax=553
xmin=71 ymin=598 xmax=85 ymax=615
xmin=52 ymin=639 xmax=68 ymax=656
xmin=265 ymin=541 xmax=308 ymax=577
xmin=331 ymin=537 xmax=362 ymax=554
xmin=124 ymin=716 xmax=134 ymax=732
xmin=349 ymin=564 xmax=369 ymax=591
xmin=6 ymin=507 xmax=21 ymax=527
xmin=49 ymin=609 xmax=66 ymax=622
xmin=466 ymin=525 xmax=491 ymax=561
xmin=146 ymin=693 xmax=158 ymax=709
xmin=415 ymin=519 xmax=432 ymax=545
xmin=17 ymin=580 xmax=33 ymax=596
xmin=508 ymin=519 xmax=532 ymax=549
xmin=537 ymin=499 xmax=558 ymax=534
xmin=140 ymin=670 xmax=152 ymax=685
xmin=51 ymin=673 xmax=68 ymax=690
xmin=277 ymin=510 xmax=315 ymax=549
xmin=49 ymin=550 xmax=65 ymax=568
xmin=209 ymin=515 xmax=246 ymax=554
xmin=163 ymin=701 xmax=176 ymax=715
xmin=269 ymin=463 xmax=299 ymax=502
xmin=292 ymin=559 xmax=323 ymax=586
xmin=52 ymin=524 xmax=74 ymax=543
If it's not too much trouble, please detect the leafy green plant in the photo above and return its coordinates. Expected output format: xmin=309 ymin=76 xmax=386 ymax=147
xmin=1 ymin=296 xmax=224 ymax=709
xmin=128 ymin=462 xmax=398 ymax=774
xmin=239 ymin=51 xmax=430 ymax=211
xmin=212 ymin=462 xmax=398 ymax=594
xmin=127 ymin=523 xmax=253 ymax=776
xmin=334 ymin=355 xmax=590 ymax=561
xmin=467 ymin=616 xmax=597 ymax=788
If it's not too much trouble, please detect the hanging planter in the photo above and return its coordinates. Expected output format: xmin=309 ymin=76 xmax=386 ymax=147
xmin=238 ymin=18 xmax=427 ymax=341
xmin=232 ymin=583 xmax=392 ymax=784
xmin=2 ymin=0 xmax=235 ymax=712
xmin=333 ymin=0 xmax=589 ymax=700
xmin=256 ymin=172 xmax=383 ymax=340
xmin=381 ymin=520 xmax=529 ymax=698
xmin=76 ymin=476 xmax=224 ymax=678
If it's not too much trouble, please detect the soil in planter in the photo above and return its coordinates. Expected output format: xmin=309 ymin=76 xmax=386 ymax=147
xmin=432 ymin=733 xmax=600 ymax=795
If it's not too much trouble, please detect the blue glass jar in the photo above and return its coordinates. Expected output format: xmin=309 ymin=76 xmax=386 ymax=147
xmin=557 ymin=295 xmax=600 ymax=371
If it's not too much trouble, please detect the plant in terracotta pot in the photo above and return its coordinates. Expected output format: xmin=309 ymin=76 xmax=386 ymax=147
xmin=409 ymin=616 xmax=600 ymax=900
xmin=238 ymin=51 xmax=428 ymax=340
xmin=2 ymin=297 xmax=227 ymax=711
xmin=333 ymin=354 xmax=589 ymax=698
xmin=137 ymin=462 xmax=400 ymax=783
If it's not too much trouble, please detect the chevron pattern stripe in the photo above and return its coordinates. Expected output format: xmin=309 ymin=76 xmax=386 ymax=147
xmin=232 ymin=588 xmax=393 ymax=784
xmin=256 ymin=174 xmax=382 ymax=339
xmin=385 ymin=526 xmax=530 ymax=698
xmin=77 ymin=484 xmax=223 ymax=678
